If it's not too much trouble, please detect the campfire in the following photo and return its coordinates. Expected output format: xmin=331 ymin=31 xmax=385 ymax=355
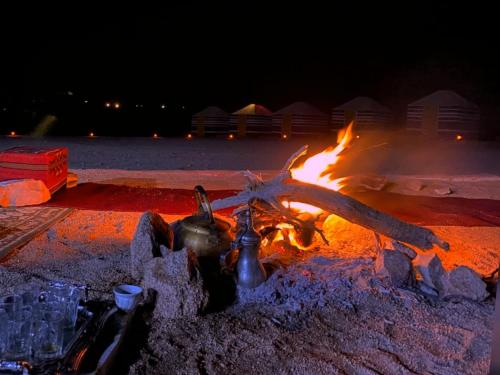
xmin=211 ymin=123 xmax=449 ymax=253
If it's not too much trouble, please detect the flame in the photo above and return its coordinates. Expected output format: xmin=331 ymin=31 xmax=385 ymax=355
xmin=281 ymin=200 xmax=323 ymax=215
xmin=266 ymin=123 xmax=355 ymax=251
xmin=290 ymin=123 xmax=353 ymax=191
xmin=286 ymin=123 xmax=354 ymax=214
xmin=274 ymin=223 xmax=313 ymax=250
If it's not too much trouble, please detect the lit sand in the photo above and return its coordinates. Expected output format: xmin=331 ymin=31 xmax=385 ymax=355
xmin=0 ymin=208 xmax=498 ymax=374
xmin=1 ymin=171 xmax=499 ymax=374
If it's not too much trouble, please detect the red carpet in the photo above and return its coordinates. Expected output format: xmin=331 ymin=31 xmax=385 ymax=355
xmin=44 ymin=183 xmax=239 ymax=216
xmin=43 ymin=183 xmax=500 ymax=227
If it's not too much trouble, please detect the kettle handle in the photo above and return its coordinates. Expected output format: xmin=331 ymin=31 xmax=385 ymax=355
xmin=194 ymin=185 xmax=214 ymax=223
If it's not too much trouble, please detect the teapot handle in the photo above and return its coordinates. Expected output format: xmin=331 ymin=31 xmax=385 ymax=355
xmin=194 ymin=185 xmax=214 ymax=223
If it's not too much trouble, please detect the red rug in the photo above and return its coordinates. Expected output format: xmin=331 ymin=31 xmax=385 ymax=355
xmin=43 ymin=183 xmax=500 ymax=227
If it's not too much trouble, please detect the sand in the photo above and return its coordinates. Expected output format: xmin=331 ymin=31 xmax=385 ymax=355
xmin=1 ymin=208 xmax=498 ymax=374
xmin=1 ymin=136 xmax=500 ymax=374
xmin=1 ymin=135 xmax=500 ymax=175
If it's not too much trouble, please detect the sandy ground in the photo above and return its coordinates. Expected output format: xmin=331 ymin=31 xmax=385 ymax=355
xmin=0 ymin=209 xmax=498 ymax=374
xmin=1 ymin=136 xmax=500 ymax=374
xmin=1 ymin=135 xmax=500 ymax=175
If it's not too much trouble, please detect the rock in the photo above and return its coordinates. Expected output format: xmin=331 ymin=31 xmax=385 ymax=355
xmin=130 ymin=211 xmax=174 ymax=279
xmin=432 ymin=184 xmax=453 ymax=195
xmin=445 ymin=266 xmax=489 ymax=301
xmin=417 ymin=282 xmax=439 ymax=296
xmin=375 ymin=249 xmax=413 ymax=287
xmin=483 ymin=268 xmax=498 ymax=297
xmin=0 ymin=179 xmax=51 ymax=207
xmin=413 ymin=253 xmax=448 ymax=293
xmin=405 ymin=179 xmax=424 ymax=192
xmin=143 ymin=248 xmax=209 ymax=319
xmin=414 ymin=254 xmax=489 ymax=301
xmin=389 ymin=240 xmax=417 ymax=259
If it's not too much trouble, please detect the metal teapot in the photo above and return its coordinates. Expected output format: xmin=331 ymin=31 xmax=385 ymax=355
xmin=174 ymin=185 xmax=233 ymax=258
xmin=234 ymin=206 xmax=267 ymax=288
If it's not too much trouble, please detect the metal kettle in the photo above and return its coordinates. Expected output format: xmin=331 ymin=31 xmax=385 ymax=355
xmin=174 ymin=185 xmax=233 ymax=258
xmin=234 ymin=207 xmax=267 ymax=288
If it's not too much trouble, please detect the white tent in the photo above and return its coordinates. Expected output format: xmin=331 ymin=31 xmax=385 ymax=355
xmin=272 ymin=101 xmax=329 ymax=137
xmin=406 ymin=90 xmax=480 ymax=136
xmin=191 ymin=106 xmax=229 ymax=137
xmin=331 ymin=96 xmax=392 ymax=130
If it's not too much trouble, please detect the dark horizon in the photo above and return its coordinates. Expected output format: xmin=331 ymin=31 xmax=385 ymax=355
xmin=1 ymin=1 xmax=499 ymax=135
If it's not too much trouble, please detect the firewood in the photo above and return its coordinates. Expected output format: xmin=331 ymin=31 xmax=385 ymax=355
xmin=210 ymin=169 xmax=449 ymax=251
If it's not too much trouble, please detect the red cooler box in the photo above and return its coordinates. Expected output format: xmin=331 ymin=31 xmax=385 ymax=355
xmin=0 ymin=146 xmax=68 ymax=193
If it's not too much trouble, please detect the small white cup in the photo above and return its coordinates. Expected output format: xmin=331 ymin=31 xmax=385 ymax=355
xmin=113 ymin=284 xmax=143 ymax=312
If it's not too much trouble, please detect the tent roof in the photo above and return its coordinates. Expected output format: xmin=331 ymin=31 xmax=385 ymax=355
xmin=193 ymin=106 xmax=228 ymax=116
xmin=274 ymin=101 xmax=326 ymax=116
xmin=409 ymin=90 xmax=478 ymax=109
xmin=232 ymin=103 xmax=272 ymax=116
xmin=334 ymin=96 xmax=391 ymax=113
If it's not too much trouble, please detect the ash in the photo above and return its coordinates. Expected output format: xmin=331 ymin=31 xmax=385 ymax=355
xmin=134 ymin=249 xmax=495 ymax=375
xmin=237 ymin=256 xmax=375 ymax=313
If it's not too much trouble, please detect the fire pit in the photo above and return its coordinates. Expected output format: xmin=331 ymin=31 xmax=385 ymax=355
xmin=211 ymin=123 xmax=448 ymax=255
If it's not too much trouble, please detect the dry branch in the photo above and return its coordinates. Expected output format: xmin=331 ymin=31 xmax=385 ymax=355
xmin=211 ymin=170 xmax=449 ymax=251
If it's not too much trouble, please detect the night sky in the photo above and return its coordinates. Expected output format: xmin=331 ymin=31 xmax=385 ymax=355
xmin=1 ymin=2 xmax=499 ymax=134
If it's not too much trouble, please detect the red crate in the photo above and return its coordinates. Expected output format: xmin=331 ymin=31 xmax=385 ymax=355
xmin=0 ymin=146 xmax=68 ymax=193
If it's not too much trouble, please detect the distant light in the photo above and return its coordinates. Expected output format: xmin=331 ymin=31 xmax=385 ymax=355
xmin=105 ymin=102 xmax=111 ymax=108
xmin=282 ymin=134 xmax=288 ymax=139
xmin=161 ymin=104 xmax=166 ymax=109
xmin=10 ymin=131 xmax=16 ymax=136
xmin=2 ymin=107 xmax=7 ymax=111
xmin=114 ymin=102 xmax=120 ymax=109
xmin=67 ymin=91 xmax=74 ymax=96
xmin=89 ymin=132 xmax=95 ymax=137
xmin=456 ymin=134 xmax=463 ymax=141
xmin=83 ymin=100 xmax=89 ymax=104
xmin=153 ymin=133 xmax=158 ymax=138
xmin=187 ymin=133 xmax=193 ymax=139
xmin=356 ymin=135 xmax=360 ymax=139
xmin=181 ymin=105 xmax=185 ymax=110
xmin=228 ymin=134 xmax=234 ymax=140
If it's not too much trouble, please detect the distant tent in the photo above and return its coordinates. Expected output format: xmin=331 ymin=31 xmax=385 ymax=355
xmin=331 ymin=97 xmax=392 ymax=131
xmin=229 ymin=104 xmax=273 ymax=137
xmin=406 ymin=90 xmax=480 ymax=136
xmin=191 ymin=106 xmax=229 ymax=137
xmin=272 ymin=102 xmax=330 ymax=138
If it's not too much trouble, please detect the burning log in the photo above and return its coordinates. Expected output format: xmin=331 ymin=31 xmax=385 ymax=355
xmin=211 ymin=173 xmax=448 ymax=250
xmin=210 ymin=138 xmax=449 ymax=251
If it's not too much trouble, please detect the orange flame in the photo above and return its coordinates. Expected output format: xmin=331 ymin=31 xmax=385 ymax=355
xmin=273 ymin=223 xmax=313 ymax=250
xmin=286 ymin=123 xmax=354 ymax=215
xmin=290 ymin=123 xmax=353 ymax=191
xmin=267 ymin=123 xmax=355 ymax=250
